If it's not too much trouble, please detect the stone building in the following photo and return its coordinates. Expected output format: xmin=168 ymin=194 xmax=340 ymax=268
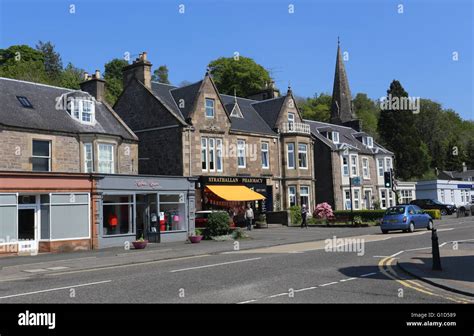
xmin=309 ymin=42 xmax=395 ymax=210
xmin=0 ymin=73 xmax=139 ymax=253
xmin=114 ymin=53 xmax=315 ymax=213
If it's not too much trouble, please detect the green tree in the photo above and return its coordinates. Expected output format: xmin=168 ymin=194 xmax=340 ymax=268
xmin=296 ymin=93 xmax=331 ymax=122
xmin=352 ymin=93 xmax=380 ymax=139
xmin=60 ymin=62 xmax=84 ymax=89
xmin=378 ymin=80 xmax=431 ymax=180
xmin=152 ymin=65 xmax=170 ymax=84
xmin=0 ymin=45 xmax=49 ymax=84
xmin=36 ymin=41 xmax=63 ymax=83
xmin=208 ymin=56 xmax=271 ymax=97
xmin=104 ymin=58 xmax=129 ymax=105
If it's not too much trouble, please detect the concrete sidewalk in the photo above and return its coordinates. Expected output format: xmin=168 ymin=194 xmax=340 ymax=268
xmin=0 ymin=225 xmax=379 ymax=282
xmin=397 ymin=240 xmax=474 ymax=297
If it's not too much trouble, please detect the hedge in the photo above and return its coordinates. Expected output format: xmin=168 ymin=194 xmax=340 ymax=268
xmin=333 ymin=210 xmax=386 ymax=222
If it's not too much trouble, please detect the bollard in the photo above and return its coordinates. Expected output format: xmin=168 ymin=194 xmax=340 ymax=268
xmin=431 ymin=228 xmax=442 ymax=271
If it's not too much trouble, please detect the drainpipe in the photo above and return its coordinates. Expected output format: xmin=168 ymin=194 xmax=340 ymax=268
xmin=277 ymin=129 xmax=283 ymax=210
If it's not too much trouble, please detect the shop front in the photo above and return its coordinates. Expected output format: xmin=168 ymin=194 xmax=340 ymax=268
xmin=94 ymin=175 xmax=196 ymax=248
xmin=0 ymin=172 xmax=93 ymax=254
xmin=198 ymin=176 xmax=270 ymax=224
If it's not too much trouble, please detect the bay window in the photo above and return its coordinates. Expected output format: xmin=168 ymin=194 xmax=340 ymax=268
xmin=98 ymin=143 xmax=114 ymax=174
xmin=362 ymin=158 xmax=370 ymax=179
xmin=298 ymin=143 xmax=308 ymax=169
xmin=84 ymin=143 xmax=93 ymax=173
xmin=342 ymin=156 xmax=349 ymax=176
xmin=350 ymin=154 xmax=358 ymax=177
xmin=288 ymin=186 xmax=296 ymax=207
xmin=287 ymin=143 xmax=295 ymax=169
xmin=201 ymin=138 xmax=208 ymax=171
xmin=216 ymin=139 xmax=223 ymax=172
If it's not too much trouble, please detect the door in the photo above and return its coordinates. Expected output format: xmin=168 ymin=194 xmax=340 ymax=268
xmin=364 ymin=190 xmax=372 ymax=209
xmin=18 ymin=208 xmax=36 ymax=240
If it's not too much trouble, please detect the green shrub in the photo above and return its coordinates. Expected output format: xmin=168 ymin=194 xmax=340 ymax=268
xmin=333 ymin=210 xmax=386 ymax=222
xmin=289 ymin=206 xmax=302 ymax=225
xmin=232 ymin=227 xmax=248 ymax=240
xmin=353 ymin=216 xmax=363 ymax=226
xmin=207 ymin=212 xmax=231 ymax=237
xmin=425 ymin=209 xmax=441 ymax=220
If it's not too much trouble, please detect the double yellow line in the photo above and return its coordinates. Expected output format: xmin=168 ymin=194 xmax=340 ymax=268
xmin=378 ymin=257 xmax=472 ymax=304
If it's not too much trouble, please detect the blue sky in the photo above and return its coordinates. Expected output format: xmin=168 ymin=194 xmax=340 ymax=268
xmin=1 ymin=0 xmax=472 ymax=120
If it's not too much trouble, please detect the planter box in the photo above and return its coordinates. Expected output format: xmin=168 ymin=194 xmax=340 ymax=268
xmin=189 ymin=235 xmax=203 ymax=243
xmin=132 ymin=240 xmax=148 ymax=249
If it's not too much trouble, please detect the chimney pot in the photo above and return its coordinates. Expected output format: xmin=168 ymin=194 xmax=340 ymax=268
xmin=94 ymin=70 xmax=101 ymax=79
xmin=142 ymin=52 xmax=147 ymax=61
xmin=83 ymin=72 xmax=89 ymax=81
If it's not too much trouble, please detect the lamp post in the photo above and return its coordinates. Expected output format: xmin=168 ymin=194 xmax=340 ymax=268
xmin=431 ymin=228 xmax=442 ymax=271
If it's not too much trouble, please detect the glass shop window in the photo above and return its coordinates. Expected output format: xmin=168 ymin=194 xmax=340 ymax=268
xmin=102 ymin=195 xmax=134 ymax=236
xmin=159 ymin=193 xmax=186 ymax=232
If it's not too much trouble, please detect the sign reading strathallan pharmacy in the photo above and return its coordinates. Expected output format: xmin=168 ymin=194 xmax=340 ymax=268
xmin=201 ymin=176 xmax=266 ymax=185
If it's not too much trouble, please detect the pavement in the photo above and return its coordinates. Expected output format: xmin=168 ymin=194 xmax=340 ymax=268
xmin=397 ymin=239 xmax=474 ymax=297
xmin=0 ymin=216 xmax=472 ymax=303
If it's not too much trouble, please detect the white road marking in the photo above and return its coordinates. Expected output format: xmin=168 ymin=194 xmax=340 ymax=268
xmin=404 ymin=247 xmax=431 ymax=252
xmin=23 ymin=269 xmax=48 ymax=273
xmin=373 ymin=255 xmax=390 ymax=258
xmin=269 ymin=293 xmax=288 ymax=298
xmin=0 ymin=280 xmax=112 ymax=300
xmin=340 ymin=277 xmax=357 ymax=282
xmin=390 ymin=250 xmax=404 ymax=258
xmin=437 ymin=228 xmax=455 ymax=232
xmin=360 ymin=272 xmax=377 ymax=277
xmin=320 ymin=281 xmax=338 ymax=287
xmin=237 ymin=299 xmax=257 ymax=304
xmin=169 ymin=257 xmax=261 ymax=273
xmin=294 ymin=287 xmax=317 ymax=292
xmin=46 ymin=266 xmax=70 ymax=271
xmin=439 ymin=242 xmax=448 ymax=247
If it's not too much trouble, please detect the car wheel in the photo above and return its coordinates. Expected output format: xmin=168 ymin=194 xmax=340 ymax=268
xmin=408 ymin=222 xmax=415 ymax=233
xmin=382 ymin=230 xmax=388 ymax=234
xmin=427 ymin=220 xmax=433 ymax=230
xmin=440 ymin=209 xmax=447 ymax=216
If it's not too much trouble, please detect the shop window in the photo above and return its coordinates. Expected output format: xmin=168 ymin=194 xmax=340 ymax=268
xmin=159 ymin=193 xmax=186 ymax=232
xmin=102 ymin=195 xmax=134 ymax=236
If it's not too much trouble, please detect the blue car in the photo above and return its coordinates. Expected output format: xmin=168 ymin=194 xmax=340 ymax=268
xmin=381 ymin=205 xmax=433 ymax=234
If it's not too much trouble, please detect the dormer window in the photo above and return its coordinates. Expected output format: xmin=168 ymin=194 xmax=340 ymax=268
xmin=69 ymin=98 xmax=95 ymax=124
xmin=332 ymin=131 xmax=340 ymax=144
xmin=363 ymin=136 xmax=373 ymax=148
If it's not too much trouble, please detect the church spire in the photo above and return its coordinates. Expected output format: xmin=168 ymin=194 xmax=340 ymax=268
xmin=330 ymin=38 xmax=355 ymax=124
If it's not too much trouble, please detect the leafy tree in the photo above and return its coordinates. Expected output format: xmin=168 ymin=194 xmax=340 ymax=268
xmin=60 ymin=62 xmax=84 ymax=89
xmin=352 ymin=93 xmax=380 ymax=139
xmin=36 ymin=41 xmax=63 ymax=82
xmin=297 ymin=93 xmax=331 ymax=122
xmin=152 ymin=65 xmax=170 ymax=84
xmin=104 ymin=58 xmax=129 ymax=105
xmin=208 ymin=56 xmax=272 ymax=97
xmin=378 ymin=80 xmax=431 ymax=180
xmin=0 ymin=45 xmax=49 ymax=83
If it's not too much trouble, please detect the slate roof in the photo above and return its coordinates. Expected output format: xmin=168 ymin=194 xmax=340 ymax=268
xmin=305 ymin=119 xmax=392 ymax=155
xmin=251 ymin=96 xmax=287 ymax=129
xmin=0 ymin=77 xmax=137 ymax=140
xmin=440 ymin=170 xmax=474 ymax=181
xmin=151 ymin=81 xmax=276 ymax=136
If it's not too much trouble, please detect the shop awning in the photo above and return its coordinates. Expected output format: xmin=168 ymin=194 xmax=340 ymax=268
xmin=205 ymin=185 xmax=265 ymax=201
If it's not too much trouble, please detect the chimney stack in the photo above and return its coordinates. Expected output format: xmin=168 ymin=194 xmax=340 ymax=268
xmin=122 ymin=51 xmax=152 ymax=89
xmin=80 ymin=70 xmax=106 ymax=102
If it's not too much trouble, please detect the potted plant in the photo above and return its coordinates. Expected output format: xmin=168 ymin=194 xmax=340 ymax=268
xmin=132 ymin=235 xmax=148 ymax=249
xmin=188 ymin=229 xmax=203 ymax=243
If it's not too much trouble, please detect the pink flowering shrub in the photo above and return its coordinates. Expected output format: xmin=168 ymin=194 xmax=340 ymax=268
xmin=313 ymin=202 xmax=334 ymax=220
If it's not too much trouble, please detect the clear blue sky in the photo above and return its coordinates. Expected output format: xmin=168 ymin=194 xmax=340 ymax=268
xmin=1 ymin=0 xmax=472 ymax=120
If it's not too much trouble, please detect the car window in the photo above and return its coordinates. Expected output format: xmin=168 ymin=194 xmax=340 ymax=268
xmin=408 ymin=206 xmax=415 ymax=215
xmin=386 ymin=207 xmax=405 ymax=215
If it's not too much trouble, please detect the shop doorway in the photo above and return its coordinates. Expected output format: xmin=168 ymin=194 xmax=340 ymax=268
xmin=136 ymin=194 xmax=160 ymax=243
xmin=18 ymin=208 xmax=36 ymax=241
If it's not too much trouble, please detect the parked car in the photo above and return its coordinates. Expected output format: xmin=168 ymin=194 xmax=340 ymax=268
xmin=381 ymin=205 xmax=433 ymax=234
xmin=409 ymin=199 xmax=456 ymax=216
xmin=457 ymin=202 xmax=474 ymax=216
